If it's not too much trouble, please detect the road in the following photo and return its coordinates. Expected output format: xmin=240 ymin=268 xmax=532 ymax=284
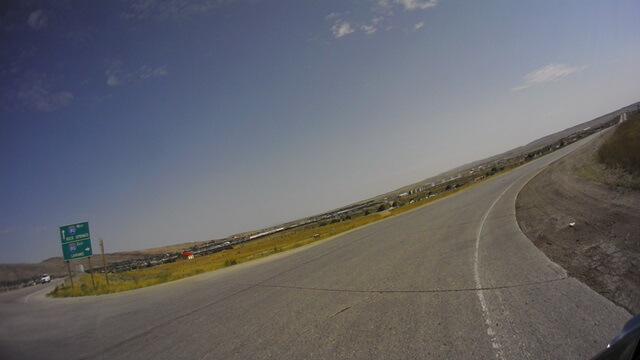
xmin=0 ymin=136 xmax=632 ymax=359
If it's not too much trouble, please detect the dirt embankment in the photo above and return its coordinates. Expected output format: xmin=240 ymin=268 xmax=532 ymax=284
xmin=516 ymin=130 xmax=640 ymax=314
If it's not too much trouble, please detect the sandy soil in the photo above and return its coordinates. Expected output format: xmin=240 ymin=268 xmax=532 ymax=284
xmin=516 ymin=130 xmax=640 ymax=314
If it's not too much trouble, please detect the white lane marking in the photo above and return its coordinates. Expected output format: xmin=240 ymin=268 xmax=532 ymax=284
xmin=475 ymin=182 xmax=516 ymax=360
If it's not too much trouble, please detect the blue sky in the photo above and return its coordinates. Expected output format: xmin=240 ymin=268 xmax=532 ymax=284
xmin=1 ymin=0 xmax=639 ymax=263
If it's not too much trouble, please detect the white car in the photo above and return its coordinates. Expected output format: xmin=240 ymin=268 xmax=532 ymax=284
xmin=40 ymin=274 xmax=51 ymax=283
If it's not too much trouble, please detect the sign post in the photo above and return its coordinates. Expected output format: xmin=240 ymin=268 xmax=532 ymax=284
xmin=87 ymin=257 xmax=96 ymax=290
xmin=100 ymin=238 xmax=109 ymax=286
xmin=66 ymin=261 xmax=74 ymax=288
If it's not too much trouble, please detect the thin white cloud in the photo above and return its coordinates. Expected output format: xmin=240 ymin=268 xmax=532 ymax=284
xmin=29 ymin=226 xmax=47 ymax=234
xmin=396 ymin=0 xmax=437 ymax=11
xmin=16 ymin=75 xmax=73 ymax=112
xmin=375 ymin=0 xmax=393 ymax=12
xmin=122 ymin=0 xmax=229 ymax=20
xmin=328 ymin=0 xmax=434 ymax=39
xmin=325 ymin=12 xmax=348 ymax=21
xmin=27 ymin=9 xmax=47 ymax=30
xmin=331 ymin=22 xmax=354 ymax=38
xmin=511 ymin=63 xmax=586 ymax=91
xmin=63 ymin=28 xmax=96 ymax=46
xmin=105 ymin=60 xmax=124 ymax=86
xmin=360 ymin=17 xmax=383 ymax=35
xmin=139 ymin=65 xmax=168 ymax=79
xmin=105 ymin=61 xmax=167 ymax=86
xmin=361 ymin=24 xmax=377 ymax=35
xmin=106 ymin=76 xmax=120 ymax=86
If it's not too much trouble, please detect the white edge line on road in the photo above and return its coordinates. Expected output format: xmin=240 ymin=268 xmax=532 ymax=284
xmin=471 ymin=131 xmax=605 ymax=359
xmin=474 ymin=181 xmax=517 ymax=360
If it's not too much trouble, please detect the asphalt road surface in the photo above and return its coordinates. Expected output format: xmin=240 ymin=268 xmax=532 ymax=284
xmin=0 ymin=136 xmax=632 ymax=359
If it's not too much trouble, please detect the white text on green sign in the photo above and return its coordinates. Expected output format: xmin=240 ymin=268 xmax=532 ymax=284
xmin=60 ymin=222 xmax=90 ymax=244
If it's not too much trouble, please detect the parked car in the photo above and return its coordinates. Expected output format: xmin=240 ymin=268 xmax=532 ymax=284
xmin=40 ymin=274 xmax=51 ymax=283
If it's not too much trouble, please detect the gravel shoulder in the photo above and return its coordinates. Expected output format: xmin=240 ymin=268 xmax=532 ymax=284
xmin=516 ymin=129 xmax=640 ymax=314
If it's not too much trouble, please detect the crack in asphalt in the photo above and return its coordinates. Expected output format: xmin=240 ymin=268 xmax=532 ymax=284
xmin=410 ymin=213 xmax=517 ymax=235
xmin=91 ymin=222 xmax=403 ymax=359
xmin=226 ymin=275 xmax=569 ymax=295
xmin=330 ymin=306 xmax=351 ymax=318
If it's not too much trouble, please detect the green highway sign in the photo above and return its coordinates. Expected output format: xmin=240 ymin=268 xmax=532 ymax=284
xmin=60 ymin=222 xmax=90 ymax=244
xmin=59 ymin=222 xmax=92 ymax=260
xmin=61 ymin=239 xmax=93 ymax=260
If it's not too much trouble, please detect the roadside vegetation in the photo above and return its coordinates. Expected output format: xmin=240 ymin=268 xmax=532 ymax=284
xmin=598 ymin=111 xmax=640 ymax=175
xmin=579 ymin=111 xmax=640 ymax=190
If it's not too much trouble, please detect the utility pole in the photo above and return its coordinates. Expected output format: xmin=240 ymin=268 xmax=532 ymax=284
xmin=100 ymin=238 xmax=109 ymax=285
xmin=88 ymin=257 xmax=96 ymax=290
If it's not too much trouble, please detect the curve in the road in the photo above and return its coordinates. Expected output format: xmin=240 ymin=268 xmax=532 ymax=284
xmin=0 ymin=134 xmax=632 ymax=360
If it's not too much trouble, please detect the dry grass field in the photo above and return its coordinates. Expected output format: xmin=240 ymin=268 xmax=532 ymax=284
xmin=579 ymin=111 xmax=640 ymax=190
xmin=598 ymin=110 xmax=640 ymax=176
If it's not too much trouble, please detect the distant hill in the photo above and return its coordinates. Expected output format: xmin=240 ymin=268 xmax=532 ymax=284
xmin=446 ymin=102 xmax=640 ymax=176
xmin=367 ymin=102 xmax=639 ymax=201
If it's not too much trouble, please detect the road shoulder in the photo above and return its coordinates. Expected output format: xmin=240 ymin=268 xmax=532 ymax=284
xmin=515 ymin=130 xmax=640 ymax=314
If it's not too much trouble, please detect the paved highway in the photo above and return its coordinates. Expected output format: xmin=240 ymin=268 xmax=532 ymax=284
xmin=0 ymin=136 xmax=632 ymax=359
